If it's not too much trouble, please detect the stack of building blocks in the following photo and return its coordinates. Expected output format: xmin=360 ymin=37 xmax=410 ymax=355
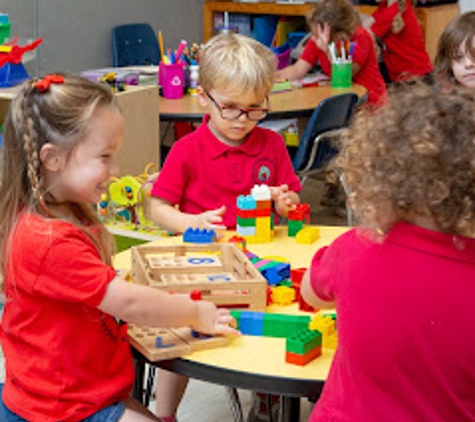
xmin=288 ymin=203 xmax=311 ymax=237
xmin=309 ymin=314 xmax=338 ymax=350
xmin=128 ymin=325 xmax=231 ymax=362
xmin=285 ymin=328 xmax=322 ymax=366
xmin=183 ymin=227 xmax=217 ymax=243
xmin=131 ymin=243 xmax=267 ymax=310
xmin=290 ymin=267 xmax=316 ymax=312
xmin=236 ymin=184 xmax=274 ymax=244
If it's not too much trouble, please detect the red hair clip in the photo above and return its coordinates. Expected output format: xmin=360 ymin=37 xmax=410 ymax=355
xmin=34 ymin=74 xmax=64 ymax=93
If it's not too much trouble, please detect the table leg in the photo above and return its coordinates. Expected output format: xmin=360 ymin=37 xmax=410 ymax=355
xmin=225 ymin=386 xmax=245 ymax=422
xmin=281 ymin=396 xmax=300 ymax=422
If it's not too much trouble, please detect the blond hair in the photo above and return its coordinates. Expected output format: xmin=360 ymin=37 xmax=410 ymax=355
xmin=199 ymin=33 xmax=276 ymax=98
xmin=337 ymin=83 xmax=475 ymax=237
xmin=0 ymin=74 xmax=117 ymax=284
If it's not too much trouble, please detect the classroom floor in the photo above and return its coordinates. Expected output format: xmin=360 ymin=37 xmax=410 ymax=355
xmin=0 ymin=175 xmax=342 ymax=421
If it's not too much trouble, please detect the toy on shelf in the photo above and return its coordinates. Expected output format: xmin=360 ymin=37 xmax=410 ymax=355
xmin=0 ymin=38 xmax=43 ymax=87
xmin=236 ymin=184 xmax=274 ymax=244
xmin=130 ymin=243 xmax=267 ymax=311
xmin=183 ymin=227 xmax=217 ymax=244
xmin=128 ymin=325 xmax=230 ymax=362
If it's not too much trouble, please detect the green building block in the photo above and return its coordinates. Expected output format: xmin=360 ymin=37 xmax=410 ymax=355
xmin=288 ymin=220 xmax=303 ymax=237
xmin=286 ymin=328 xmax=322 ymax=355
xmin=237 ymin=216 xmax=256 ymax=227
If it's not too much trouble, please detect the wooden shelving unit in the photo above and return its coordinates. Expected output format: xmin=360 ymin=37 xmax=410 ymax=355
xmin=203 ymin=1 xmax=460 ymax=61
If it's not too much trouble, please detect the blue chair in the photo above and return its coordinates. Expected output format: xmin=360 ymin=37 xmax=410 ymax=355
xmin=292 ymin=92 xmax=359 ymax=185
xmin=111 ymin=23 xmax=160 ymax=67
xmin=292 ymin=92 xmax=359 ymax=225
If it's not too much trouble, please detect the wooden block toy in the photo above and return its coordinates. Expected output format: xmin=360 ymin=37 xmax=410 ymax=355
xmin=128 ymin=325 xmax=231 ymax=362
xmin=131 ymin=243 xmax=267 ymax=311
xmin=296 ymin=226 xmax=320 ymax=244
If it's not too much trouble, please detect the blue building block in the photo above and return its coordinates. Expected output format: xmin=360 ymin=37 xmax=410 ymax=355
xmin=239 ymin=311 xmax=264 ymax=336
xmin=262 ymin=262 xmax=291 ymax=286
xmin=183 ymin=227 xmax=217 ymax=243
xmin=237 ymin=195 xmax=256 ymax=210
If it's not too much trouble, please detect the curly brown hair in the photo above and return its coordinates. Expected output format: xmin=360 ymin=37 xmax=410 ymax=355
xmin=337 ymin=82 xmax=475 ymax=237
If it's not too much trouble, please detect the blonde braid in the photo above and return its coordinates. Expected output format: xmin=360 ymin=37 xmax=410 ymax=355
xmin=392 ymin=0 xmax=406 ymax=33
xmin=21 ymin=85 xmax=52 ymax=216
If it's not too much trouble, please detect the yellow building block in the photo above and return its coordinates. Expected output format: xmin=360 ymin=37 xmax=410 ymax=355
xmin=296 ymin=226 xmax=320 ymax=244
xmin=271 ymin=285 xmax=296 ymax=306
xmin=309 ymin=314 xmax=335 ymax=337
xmin=324 ymin=332 xmax=338 ymax=350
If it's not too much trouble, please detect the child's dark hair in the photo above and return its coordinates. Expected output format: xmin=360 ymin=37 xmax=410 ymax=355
xmin=434 ymin=12 xmax=475 ymax=85
xmin=337 ymin=82 xmax=475 ymax=237
xmin=306 ymin=0 xmax=361 ymax=40
xmin=0 ymin=74 xmax=118 ymax=279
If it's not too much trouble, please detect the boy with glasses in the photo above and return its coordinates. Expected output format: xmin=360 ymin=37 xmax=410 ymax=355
xmin=150 ymin=33 xmax=301 ymax=235
xmin=150 ymin=33 xmax=301 ymax=422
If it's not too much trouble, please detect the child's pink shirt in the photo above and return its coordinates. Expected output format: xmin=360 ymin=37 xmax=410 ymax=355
xmin=310 ymin=221 xmax=475 ymax=421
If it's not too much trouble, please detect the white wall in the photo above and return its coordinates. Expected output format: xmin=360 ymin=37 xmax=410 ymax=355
xmin=459 ymin=0 xmax=475 ymax=13
xmin=3 ymin=0 xmax=206 ymax=76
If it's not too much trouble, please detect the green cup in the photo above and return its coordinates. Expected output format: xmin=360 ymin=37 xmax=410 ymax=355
xmin=331 ymin=62 xmax=352 ymax=89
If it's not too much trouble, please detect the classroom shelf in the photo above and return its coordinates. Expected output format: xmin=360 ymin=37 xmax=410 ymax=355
xmin=203 ymin=1 xmax=461 ymax=61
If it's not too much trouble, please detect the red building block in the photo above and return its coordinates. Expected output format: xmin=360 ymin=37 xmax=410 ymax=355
xmin=285 ymin=345 xmax=322 ymax=366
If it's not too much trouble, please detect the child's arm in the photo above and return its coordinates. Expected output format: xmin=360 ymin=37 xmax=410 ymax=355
xmin=275 ymin=59 xmax=313 ymax=82
xmin=150 ymin=197 xmax=227 ymax=234
xmin=270 ymin=185 xmax=300 ymax=218
xmin=301 ymin=268 xmax=335 ymax=309
xmin=98 ymin=276 xmax=240 ymax=336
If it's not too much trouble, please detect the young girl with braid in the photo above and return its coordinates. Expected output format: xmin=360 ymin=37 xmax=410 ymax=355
xmin=363 ymin=0 xmax=433 ymax=83
xmin=0 ymin=74 xmax=238 ymax=422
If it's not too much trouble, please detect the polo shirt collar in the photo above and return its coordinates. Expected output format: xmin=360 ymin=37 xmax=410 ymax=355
xmin=200 ymin=114 xmax=264 ymax=159
xmin=386 ymin=221 xmax=475 ymax=265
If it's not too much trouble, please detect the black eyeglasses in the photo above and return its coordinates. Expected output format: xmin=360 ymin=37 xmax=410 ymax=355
xmin=206 ymin=91 xmax=269 ymax=121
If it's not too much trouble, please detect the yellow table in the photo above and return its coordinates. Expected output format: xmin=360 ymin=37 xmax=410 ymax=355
xmin=115 ymin=225 xmax=349 ymax=421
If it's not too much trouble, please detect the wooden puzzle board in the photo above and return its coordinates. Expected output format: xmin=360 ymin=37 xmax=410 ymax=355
xmin=128 ymin=325 xmax=231 ymax=362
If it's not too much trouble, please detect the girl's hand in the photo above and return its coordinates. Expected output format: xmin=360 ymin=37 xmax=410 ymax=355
xmin=192 ymin=205 xmax=227 ymax=231
xmin=270 ymin=185 xmax=296 ymax=217
xmin=192 ymin=301 xmax=241 ymax=336
xmin=313 ymin=22 xmax=331 ymax=52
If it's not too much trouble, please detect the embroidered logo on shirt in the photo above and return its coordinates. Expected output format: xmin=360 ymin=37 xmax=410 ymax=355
xmin=258 ymin=165 xmax=271 ymax=182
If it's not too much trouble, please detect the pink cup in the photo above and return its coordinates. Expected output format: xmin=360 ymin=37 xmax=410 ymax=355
xmin=160 ymin=63 xmax=184 ymax=99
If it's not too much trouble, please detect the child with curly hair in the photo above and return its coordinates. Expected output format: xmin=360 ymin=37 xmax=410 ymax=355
xmin=302 ymin=83 xmax=475 ymax=421
xmin=434 ymin=11 xmax=475 ymax=89
xmin=363 ymin=0 xmax=433 ymax=83
xmin=277 ymin=0 xmax=386 ymax=105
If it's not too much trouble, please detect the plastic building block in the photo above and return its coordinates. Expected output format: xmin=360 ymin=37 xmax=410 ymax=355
xmin=238 ymin=311 xmax=264 ymax=336
xmin=251 ymin=184 xmax=271 ymax=200
xmin=256 ymin=199 xmax=272 ymax=210
xmin=0 ymin=62 xmax=28 ymax=87
xmin=286 ymin=328 xmax=322 ymax=355
xmin=183 ymin=227 xmax=217 ymax=243
xmin=291 ymin=268 xmax=307 ymax=284
xmin=288 ymin=203 xmax=311 ymax=222
xmin=288 ymin=219 xmax=303 ymax=237
xmin=237 ymin=194 xmax=256 ymax=210
xmin=237 ymin=225 xmax=256 ymax=236
xmin=298 ymin=295 xmax=316 ymax=313
xmin=285 ymin=345 xmax=322 ymax=366
xmin=271 ymin=285 xmax=296 ymax=305
xmin=263 ymin=262 xmax=291 ymax=286
xmin=237 ymin=216 xmax=256 ymax=227
xmin=296 ymin=226 xmax=320 ymax=244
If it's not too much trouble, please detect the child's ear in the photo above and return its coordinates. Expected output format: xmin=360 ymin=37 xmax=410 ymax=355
xmin=197 ymin=86 xmax=209 ymax=107
xmin=39 ymin=143 xmax=65 ymax=172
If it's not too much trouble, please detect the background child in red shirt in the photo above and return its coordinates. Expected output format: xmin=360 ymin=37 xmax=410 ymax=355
xmin=276 ymin=0 xmax=386 ymax=106
xmin=364 ymin=0 xmax=433 ymax=83
xmin=0 ymin=74 xmax=239 ymax=422
xmin=434 ymin=11 xmax=475 ymax=89
xmin=302 ymin=83 xmax=475 ymax=421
